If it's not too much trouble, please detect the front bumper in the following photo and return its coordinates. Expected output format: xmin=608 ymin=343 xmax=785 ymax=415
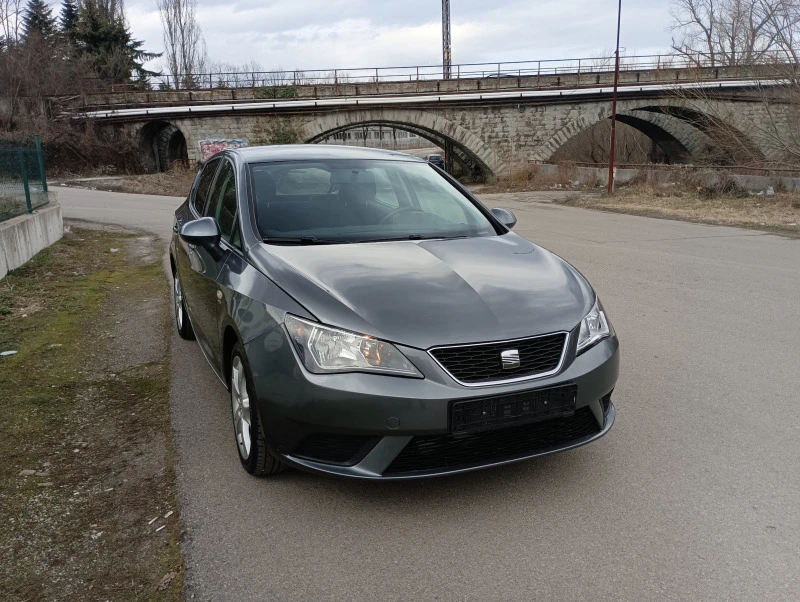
xmin=245 ymin=326 xmax=619 ymax=480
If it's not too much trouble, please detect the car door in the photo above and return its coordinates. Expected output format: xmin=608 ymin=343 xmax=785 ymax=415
xmin=190 ymin=158 xmax=238 ymax=365
xmin=176 ymin=157 xmax=221 ymax=339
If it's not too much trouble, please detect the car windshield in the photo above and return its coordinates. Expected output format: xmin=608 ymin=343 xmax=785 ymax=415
xmin=249 ymin=159 xmax=497 ymax=244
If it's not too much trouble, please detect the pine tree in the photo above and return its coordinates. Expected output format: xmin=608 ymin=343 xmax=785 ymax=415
xmin=73 ymin=0 xmax=160 ymax=83
xmin=22 ymin=0 xmax=58 ymax=40
xmin=60 ymin=0 xmax=79 ymax=36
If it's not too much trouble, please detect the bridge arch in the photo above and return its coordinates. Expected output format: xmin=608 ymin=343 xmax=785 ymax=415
xmin=139 ymin=120 xmax=189 ymax=172
xmin=302 ymin=108 xmax=507 ymax=178
xmin=534 ymin=99 xmax=762 ymax=165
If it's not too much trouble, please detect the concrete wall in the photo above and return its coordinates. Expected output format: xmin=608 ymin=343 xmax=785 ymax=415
xmin=0 ymin=203 xmax=63 ymax=280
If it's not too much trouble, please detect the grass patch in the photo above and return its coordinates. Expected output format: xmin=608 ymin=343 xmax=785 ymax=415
xmin=0 ymin=228 xmax=182 ymax=601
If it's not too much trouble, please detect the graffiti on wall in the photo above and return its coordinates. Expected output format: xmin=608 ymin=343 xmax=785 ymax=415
xmin=199 ymin=138 xmax=249 ymax=161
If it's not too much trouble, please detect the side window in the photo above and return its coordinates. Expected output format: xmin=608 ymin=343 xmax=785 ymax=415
xmin=205 ymin=160 xmax=237 ymax=241
xmin=230 ymin=219 xmax=242 ymax=249
xmin=192 ymin=158 xmax=220 ymax=215
xmin=405 ymin=170 xmax=471 ymax=225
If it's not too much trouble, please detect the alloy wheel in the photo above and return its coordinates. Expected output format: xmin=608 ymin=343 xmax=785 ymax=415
xmin=174 ymin=276 xmax=184 ymax=330
xmin=231 ymin=355 xmax=252 ymax=460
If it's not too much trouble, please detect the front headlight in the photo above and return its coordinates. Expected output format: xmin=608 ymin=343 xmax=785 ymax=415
xmin=576 ymin=298 xmax=613 ymax=354
xmin=285 ymin=315 xmax=422 ymax=377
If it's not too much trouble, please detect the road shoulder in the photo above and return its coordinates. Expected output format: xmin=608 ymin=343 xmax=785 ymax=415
xmin=0 ymin=223 xmax=182 ymax=600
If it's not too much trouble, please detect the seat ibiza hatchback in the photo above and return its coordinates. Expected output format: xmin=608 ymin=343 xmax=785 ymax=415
xmin=170 ymin=145 xmax=619 ymax=480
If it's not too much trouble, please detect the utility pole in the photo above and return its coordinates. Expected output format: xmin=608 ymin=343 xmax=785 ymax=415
xmin=442 ymin=0 xmax=454 ymax=173
xmin=442 ymin=0 xmax=452 ymax=79
xmin=607 ymin=0 xmax=623 ymax=195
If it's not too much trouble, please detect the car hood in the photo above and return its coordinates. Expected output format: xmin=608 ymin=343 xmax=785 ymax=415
xmin=249 ymin=234 xmax=594 ymax=350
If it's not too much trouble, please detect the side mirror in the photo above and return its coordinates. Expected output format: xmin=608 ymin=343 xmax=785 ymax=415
xmin=491 ymin=208 xmax=517 ymax=230
xmin=180 ymin=217 xmax=221 ymax=249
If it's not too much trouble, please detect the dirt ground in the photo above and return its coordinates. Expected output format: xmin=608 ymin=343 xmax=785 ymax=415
xmin=0 ymin=225 xmax=182 ymax=601
xmin=559 ymin=187 xmax=800 ymax=236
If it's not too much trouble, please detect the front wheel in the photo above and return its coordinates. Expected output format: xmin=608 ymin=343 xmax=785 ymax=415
xmin=230 ymin=342 xmax=285 ymax=477
xmin=173 ymin=273 xmax=195 ymax=340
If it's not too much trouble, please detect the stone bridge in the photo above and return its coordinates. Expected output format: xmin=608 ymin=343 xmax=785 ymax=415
xmin=92 ymin=80 xmax=792 ymax=178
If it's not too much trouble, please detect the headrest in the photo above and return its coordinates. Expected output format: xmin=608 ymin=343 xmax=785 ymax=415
xmin=338 ymin=179 xmax=376 ymax=205
xmin=330 ymin=169 xmax=375 ymax=186
xmin=252 ymin=170 xmax=277 ymax=206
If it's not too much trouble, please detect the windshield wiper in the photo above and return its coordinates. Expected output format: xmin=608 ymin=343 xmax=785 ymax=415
xmin=263 ymin=236 xmax=351 ymax=245
xmin=365 ymin=234 xmax=469 ymax=242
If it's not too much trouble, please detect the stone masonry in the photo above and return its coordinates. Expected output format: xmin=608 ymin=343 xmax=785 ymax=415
xmin=125 ymin=91 xmax=794 ymax=177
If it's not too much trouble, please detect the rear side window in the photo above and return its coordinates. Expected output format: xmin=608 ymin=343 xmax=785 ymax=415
xmin=192 ymin=158 xmax=220 ymax=215
xmin=206 ymin=160 xmax=237 ymax=241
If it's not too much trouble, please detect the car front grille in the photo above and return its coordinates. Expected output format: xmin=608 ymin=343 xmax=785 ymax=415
xmin=430 ymin=333 xmax=568 ymax=385
xmin=384 ymin=407 xmax=600 ymax=476
xmin=293 ymin=433 xmax=378 ymax=466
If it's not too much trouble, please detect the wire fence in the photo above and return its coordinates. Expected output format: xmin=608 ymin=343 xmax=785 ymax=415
xmin=0 ymin=137 xmax=50 ymax=223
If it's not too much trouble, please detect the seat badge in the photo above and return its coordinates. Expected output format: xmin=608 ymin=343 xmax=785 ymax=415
xmin=501 ymin=349 xmax=521 ymax=370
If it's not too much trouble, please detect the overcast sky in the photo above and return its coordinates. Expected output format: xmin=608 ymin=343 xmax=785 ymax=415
xmin=121 ymin=0 xmax=676 ymax=72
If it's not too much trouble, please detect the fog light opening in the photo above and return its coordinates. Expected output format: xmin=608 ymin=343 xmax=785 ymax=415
xmin=601 ymin=391 xmax=613 ymax=416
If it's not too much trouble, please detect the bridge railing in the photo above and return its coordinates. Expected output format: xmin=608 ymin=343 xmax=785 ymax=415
xmin=72 ymin=52 xmax=797 ymax=109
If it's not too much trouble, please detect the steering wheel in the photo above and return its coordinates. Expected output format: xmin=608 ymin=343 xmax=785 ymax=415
xmin=378 ymin=206 xmax=427 ymax=225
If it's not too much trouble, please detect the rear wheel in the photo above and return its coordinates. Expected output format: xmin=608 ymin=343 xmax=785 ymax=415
xmin=173 ymin=273 xmax=195 ymax=340
xmin=230 ymin=342 xmax=285 ymax=477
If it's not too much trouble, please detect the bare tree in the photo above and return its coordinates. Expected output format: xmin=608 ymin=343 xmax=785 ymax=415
xmin=157 ymin=0 xmax=206 ymax=89
xmin=551 ymin=121 xmax=662 ymax=164
xmin=670 ymin=0 xmax=800 ymax=65
xmin=0 ymin=0 xmax=23 ymax=43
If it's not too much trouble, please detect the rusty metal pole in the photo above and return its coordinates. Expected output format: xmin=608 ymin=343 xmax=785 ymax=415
xmin=607 ymin=0 xmax=623 ymax=195
xmin=442 ymin=0 xmax=454 ymax=173
xmin=442 ymin=0 xmax=452 ymax=79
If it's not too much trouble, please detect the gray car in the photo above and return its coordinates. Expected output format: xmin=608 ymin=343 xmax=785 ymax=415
xmin=169 ymin=145 xmax=619 ymax=480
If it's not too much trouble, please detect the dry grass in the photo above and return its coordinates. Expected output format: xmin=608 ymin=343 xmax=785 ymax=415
xmin=481 ymin=162 xmax=601 ymax=193
xmin=56 ymin=169 xmax=196 ymax=198
xmin=561 ymin=183 xmax=800 ymax=235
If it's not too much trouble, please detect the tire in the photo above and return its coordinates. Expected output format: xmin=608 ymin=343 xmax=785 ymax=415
xmin=230 ymin=341 xmax=285 ymax=477
xmin=173 ymin=272 xmax=195 ymax=340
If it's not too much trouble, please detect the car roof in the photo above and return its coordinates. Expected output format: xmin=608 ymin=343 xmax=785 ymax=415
xmin=230 ymin=144 xmax=428 ymax=164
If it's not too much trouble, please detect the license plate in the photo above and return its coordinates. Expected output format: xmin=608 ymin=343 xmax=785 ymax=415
xmin=450 ymin=384 xmax=578 ymax=435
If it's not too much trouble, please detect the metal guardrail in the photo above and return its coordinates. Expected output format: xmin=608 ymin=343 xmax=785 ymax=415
xmin=0 ymin=136 xmax=49 ymax=223
xmin=78 ymin=51 xmax=796 ymax=96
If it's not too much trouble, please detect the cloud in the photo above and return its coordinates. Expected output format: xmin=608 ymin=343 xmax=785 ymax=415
xmin=123 ymin=0 xmax=674 ymax=73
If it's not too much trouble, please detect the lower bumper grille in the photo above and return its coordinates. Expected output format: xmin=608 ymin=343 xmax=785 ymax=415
xmin=293 ymin=433 xmax=378 ymax=466
xmin=384 ymin=407 xmax=601 ymax=475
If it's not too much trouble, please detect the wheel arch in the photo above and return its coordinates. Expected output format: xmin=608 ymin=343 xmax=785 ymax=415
xmin=222 ymin=323 xmax=242 ymax=388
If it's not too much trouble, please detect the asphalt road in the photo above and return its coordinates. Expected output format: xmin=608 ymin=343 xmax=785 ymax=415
xmin=56 ymin=185 xmax=800 ymax=601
